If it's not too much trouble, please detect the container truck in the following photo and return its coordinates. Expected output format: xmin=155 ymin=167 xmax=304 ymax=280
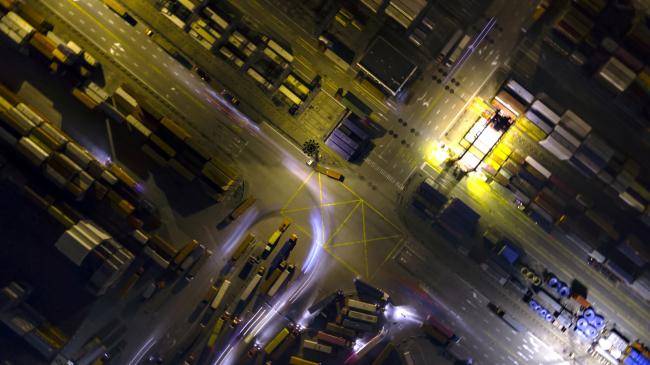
xmin=290 ymin=356 xmax=320 ymax=365
xmin=234 ymin=266 xmax=265 ymax=315
xmin=267 ymin=264 xmax=295 ymax=297
xmin=422 ymin=315 xmax=459 ymax=345
xmin=179 ymin=244 xmax=206 ymax=272
xmin=316 ymin=331 xmax=350 ymax=347
xmin=353 ymin=277 xmax=390 ymax=303
xmin=343 ymin=307 xmax=378 ymax=323
xmin=239 ymin=255 xmax=259 ymax=280
xmin=210 ymin=279 xmax=231 ymax=311
xmin=345 ymin=298 xmax=378 ymax=313
xmin=185 ymin=248 xmax=212 ymax=282
xmin=325 ymin=322 xmax=356 ymax=339
xmin=264 ymin=327 xmax=289 ymax=355
xmin=307 ymin=159 xmax=345 ymax=182
xmin=229 ymin=196 xmax=256 ymax=220
xmin=260 ymin=262 xmax=287 ymax=294
xmin=303 ymin=339 xmax=332 ymax=354
xmin=445 ymin=34 xmax=471 ymax=67
xmin=436 ymin=30 xmax=463 ymax=63
xmin=341 ymin=318 xmax=373 ymax=333
xmin=261 ymin=230 xmax=283 ymax=259
xmin=231 ymin=233 xmax=255 ymax=262
xmin=345 ymin=328 xmax=387 ymax=364
xmin=267 ymin=235 xmax=298 ymax=273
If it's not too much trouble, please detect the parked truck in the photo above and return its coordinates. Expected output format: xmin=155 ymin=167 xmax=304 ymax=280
xmin=307 ymin=159 xmax=345 ymax=182
xmin=267 ymin=234 xmax=298 ymax=273
xmin=234 ymin=266 xmax=265 ymax=315
xmin=421 ymin=315 xmax=460 ymax=346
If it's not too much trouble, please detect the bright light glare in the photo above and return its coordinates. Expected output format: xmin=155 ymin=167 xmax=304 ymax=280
xmin=384 ymin=304 xmax=423 ymax=325
xmin=425 ymin=142 xmax=450 ymax=167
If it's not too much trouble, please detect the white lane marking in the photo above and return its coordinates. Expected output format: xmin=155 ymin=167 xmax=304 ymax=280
xmin=108 ymin=19 xmax=114 ymax=25
xmin=98 ymin=10 xmax=103 ymax=16
xmin=90 ymin=28 xmax=96 ymax=33
xmin=119 ymin=28 xmax=125 ymax=33
xmin=100 ymin=36 xmax=106 ymax=42
xmin=79 ymin=19 xmax=85 ymax=25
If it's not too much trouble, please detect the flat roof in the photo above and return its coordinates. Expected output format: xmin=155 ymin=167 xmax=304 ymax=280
xmin=357 ymin=37 xmax=417 ymax=95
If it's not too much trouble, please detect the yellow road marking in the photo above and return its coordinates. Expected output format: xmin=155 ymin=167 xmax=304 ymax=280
xmin=362 ymin=202 xmax=368 ymax=277
xmin=318 ymin=173 xmax=326 ymax=243
xmin=323 ymin=246 xmax=361 ymax=276
xmin=341 ymin=183 xmax=363 ymax=200
xmin=290 ymin=221 xmax=313 ymax=240
xmin=281 ymin=199 xmax=361 ymax=214
xmin=322 ymin=201 xmax=361 ymax=248
xmin=281 ymin=171 xmax=314 ymax=211
xmin=370 ymin=238 xmax=404 ymax=279
xmin=329 ymin=234 xmax=402 ymax=248
xmin=363 ymin=200 xmax=403 ymax=233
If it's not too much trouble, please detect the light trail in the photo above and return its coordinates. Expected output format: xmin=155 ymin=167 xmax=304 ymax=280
xmin=444 ymin=17 xmax=497 ymax=84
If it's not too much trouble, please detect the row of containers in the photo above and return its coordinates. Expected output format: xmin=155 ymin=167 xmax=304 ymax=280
xmin=483 ymin=80 xmax=650 ymax=290
xmin=164 ymin=1 xmax=317 ymax=114
xmin=480 ymin=78 xmax=650 ymax=226
xmin=544 ymin=0 xmax=650 ymax=102
xmin=0 ymin=3 xmax=241 ymax=202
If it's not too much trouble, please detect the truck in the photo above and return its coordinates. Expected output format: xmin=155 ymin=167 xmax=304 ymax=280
xmin=261 ymin=230 xmax=284 ymax=259
xmin=179 ymin=243 xmax=205 ymax=272
xmin=231 ymin=233 xmax=255 ymax=262
xmin=235 ymin=266 xmax=265 ymax=315
xmin=353 ymin=278 xmax=389 ymax=303
xmin=260 ymin=262 xmax=287 ymax=294
xmin=239 ymin=255 xmax=259 ymax=280
xmin=267 ymin=235 xmax=298 ymax=273
xmin=229 ymin=196 xmax=256 ymax=220
xmin=103 ymin=0 xmax=137 ymax=26
xmin=421 ymin=315 xmax=459 ymax=345
xmin=210 ymin=279 xmax=231 ymax=311
xmin=307 ymin=159 xmax=345 ymax=182
xmin=436 ymin=30 xmax=463 ymax=63
xmin=267 ymin=264 xmax=295 ymax=297
xmin=185 ymin=249 xmax=211 ymax=282
xmin=445 ymin=34 xmax=470 ymax=67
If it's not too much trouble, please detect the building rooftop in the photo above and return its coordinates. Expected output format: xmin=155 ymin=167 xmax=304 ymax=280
xmin=357 ymin=37 xmax=417 ymax=96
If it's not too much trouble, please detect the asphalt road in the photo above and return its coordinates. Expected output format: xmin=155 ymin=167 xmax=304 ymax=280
xmin=26 ymin=1 xmax=648 ymax=365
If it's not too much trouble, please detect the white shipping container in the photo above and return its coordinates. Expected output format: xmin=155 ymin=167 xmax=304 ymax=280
xmin=597 ymin=57 xmax=635 ymax=92
xmin=144 ymin=246 xmax=170 ymax=269
xmin=531 ymin=100 xmax=560 ymax=125
xmin=210 ymin=280 xmax=231 ymax=310
xmin=524 ymin=156 xmax=552 ymax=179
xmin=540 ymin=137 xmax=572 ymax=160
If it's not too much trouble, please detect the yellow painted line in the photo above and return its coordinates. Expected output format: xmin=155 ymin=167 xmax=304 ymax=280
xmin=341 ymin=183 xmax=363 ymax=200
xmin=363 ymin=200 xmax=403 ymax=234
xmin=329 ymin=234 xmax=402 ymax=248
xmin=281 ymin=206 xmax=316 ymax=215
xmin=322 ymin=201 xmax=361 ymax=248
xmin=370 ymin=238 xmax=404 ymax=279
xmin=295 ymin=56 xmax=314 ymax=73
xmin=296 ymin=37 xmax=317 ymax=54
xmin=281 ymin=171 xmax=314 ymax=211
xmin=323 ymin=246 xmax=360 ymax=277
xmin=291 ymin=222 xmax=312 ymax=240
xmin=281 ymin=199 xmax=361 ymax=214
xmin=362 ymin=202 xmax=369 ymax=277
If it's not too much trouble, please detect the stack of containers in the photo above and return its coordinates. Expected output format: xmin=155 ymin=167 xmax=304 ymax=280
xmin=0 ymin=11 xmax=35 ymax=46
xmin=525 ymin=99 xmax=561 ymax=139
xmin=610 ymin=158 xmax=650 ymax=214
xmin=72 ymin=81 xmax=109 ymax=110
xmin=596 ymin=57 xmax=637 ymax=93
xmin=519 ymin=156 xmax=554 ymax=229
xmin=570 ymin=134 xmax=615 ymax=178
xmin=436 ymin=198 xmax=480 ymax=241
xmin=189 ymin=18 xmax=221 ymax=50
xmin=539 ymin=110 xmax=590 ymax=161
xmin=54 ymin=219 xmax=135 ymax=296
xmin=113 ymin=94 xmax=238 ymax=201
xmin=0 ymin=86 xmax=148 ymax=227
